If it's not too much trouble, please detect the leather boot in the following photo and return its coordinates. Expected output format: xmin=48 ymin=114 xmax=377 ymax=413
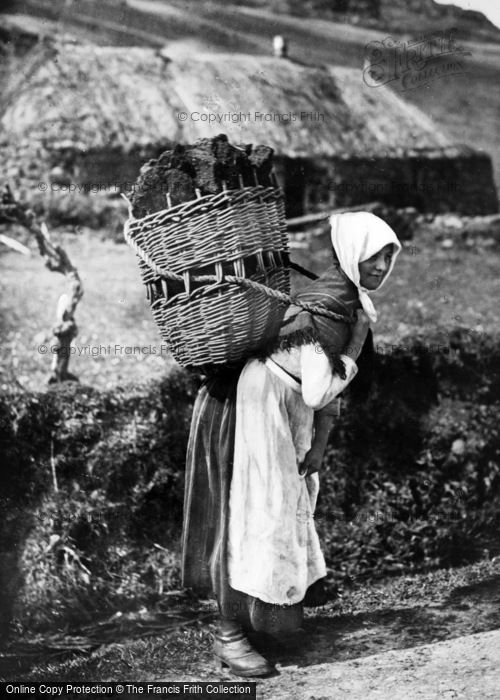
xmin=214 ymin=626 xmax=275 ymax=677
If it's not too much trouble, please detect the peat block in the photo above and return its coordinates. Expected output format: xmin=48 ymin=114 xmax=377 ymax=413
xmin=130 ymin=134 xmax=274 ymax=218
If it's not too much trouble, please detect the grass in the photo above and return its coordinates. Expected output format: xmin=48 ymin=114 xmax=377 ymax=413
xmin=1 ymin=227 xmax=499 ymax=391
xmin=0 ymin=229 xmax=176 ymax=392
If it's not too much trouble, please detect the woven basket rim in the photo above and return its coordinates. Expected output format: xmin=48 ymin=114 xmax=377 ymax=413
xmin=126 ymin=184 xmax=281 ymax=228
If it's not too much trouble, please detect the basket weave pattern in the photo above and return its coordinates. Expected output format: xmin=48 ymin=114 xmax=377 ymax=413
xmin=125 ymin=186 xmax=290 ymax=367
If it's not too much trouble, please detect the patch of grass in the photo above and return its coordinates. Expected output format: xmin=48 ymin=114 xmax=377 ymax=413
xmin=1 ymin=229 xmax=499 ymax=391
xmin=0 ymin=230 xmax=176 ymax=392
xmin=3 ymin=623 xmax=215 ymax=683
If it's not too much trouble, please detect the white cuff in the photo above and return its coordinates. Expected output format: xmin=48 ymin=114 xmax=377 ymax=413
xmin=340 ymin=354 xmax=358 ymax=379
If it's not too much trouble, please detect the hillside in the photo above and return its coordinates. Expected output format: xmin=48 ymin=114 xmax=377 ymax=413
xmin=227 ymin=0 xmax=500 ymax=40
xmin=378 ymin=0 xmax=500 ymax=38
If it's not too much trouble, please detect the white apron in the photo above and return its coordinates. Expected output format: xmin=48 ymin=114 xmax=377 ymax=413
xmin=227 ymin=357 xmax=327 ymax=605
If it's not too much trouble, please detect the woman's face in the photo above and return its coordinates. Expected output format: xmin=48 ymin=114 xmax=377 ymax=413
xmin=358 ymin=244 xmax=394 ymax=290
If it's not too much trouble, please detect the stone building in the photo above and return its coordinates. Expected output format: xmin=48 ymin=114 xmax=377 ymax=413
xmin=1 ymin=39 xmax=497 ymax=217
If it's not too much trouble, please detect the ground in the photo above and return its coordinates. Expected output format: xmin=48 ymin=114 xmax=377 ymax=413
xmin=2 ymin=559 xmax=499 ymax=697
xmin=272 ymin=630 xmax=500 ymax=699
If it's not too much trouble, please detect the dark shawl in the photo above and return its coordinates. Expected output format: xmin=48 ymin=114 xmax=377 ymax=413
xmin=261 ymin=263 xmax=361 ymax=378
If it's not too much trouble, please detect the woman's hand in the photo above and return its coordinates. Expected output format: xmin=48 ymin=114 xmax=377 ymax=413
xmin=298 ymin=445 xmax=324 ymax=477
xmin=348 ymin=309 xmax=371 ymax=359
xmin=298 ymin=404 xmax=336 ymax=476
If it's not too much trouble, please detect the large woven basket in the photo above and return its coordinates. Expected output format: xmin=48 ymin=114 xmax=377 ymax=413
xmin=124 ymin=185 xmax=290 ymax=368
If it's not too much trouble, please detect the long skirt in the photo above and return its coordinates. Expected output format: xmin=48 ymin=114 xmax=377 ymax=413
xmin=181 ymin=366 xmax=304 ymax=633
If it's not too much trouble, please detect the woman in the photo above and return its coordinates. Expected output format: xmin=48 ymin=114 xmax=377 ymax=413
xmin=182 ymin=212 xmax=401 ymax=677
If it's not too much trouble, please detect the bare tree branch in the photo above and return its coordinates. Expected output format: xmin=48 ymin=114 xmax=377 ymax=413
xmin=1 ymin=184 xmax=84 ymax=383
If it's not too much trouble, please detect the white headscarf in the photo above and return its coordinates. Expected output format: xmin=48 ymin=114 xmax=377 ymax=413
xmin=330 ymin=212 xmax=402 ymax=323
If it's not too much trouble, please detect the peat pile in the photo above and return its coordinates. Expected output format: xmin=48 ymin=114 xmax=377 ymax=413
xmin=130 ymin=134 xmax=274 ymax=218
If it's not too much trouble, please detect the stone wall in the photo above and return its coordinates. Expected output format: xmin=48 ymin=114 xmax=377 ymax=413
xmin=278 ymin=148 xmax=498 ymax=217
xmin=0 ymin=139 xmax=163 ymax=207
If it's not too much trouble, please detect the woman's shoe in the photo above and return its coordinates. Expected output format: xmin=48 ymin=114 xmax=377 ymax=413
xmin=214 ymin=629 xmax=275 ymax=677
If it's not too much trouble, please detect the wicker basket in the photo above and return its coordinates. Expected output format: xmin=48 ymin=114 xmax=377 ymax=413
xmin=124 ymin=185 xmax=290 ymax=368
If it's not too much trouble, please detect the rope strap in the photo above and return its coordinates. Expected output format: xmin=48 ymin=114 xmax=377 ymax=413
xmin=124 ymin=221 xmax=354 ymax=324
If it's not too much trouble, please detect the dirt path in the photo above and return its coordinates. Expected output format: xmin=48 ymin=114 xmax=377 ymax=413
xmin=260 ymin=629 xmax=500 ymax=699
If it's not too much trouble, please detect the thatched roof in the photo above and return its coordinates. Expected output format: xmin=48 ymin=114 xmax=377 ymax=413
xmin=2 ymin=42 xmax=453 ymax=158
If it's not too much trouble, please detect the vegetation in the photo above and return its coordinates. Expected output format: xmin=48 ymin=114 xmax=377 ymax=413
xmin=1 ymin=328 xmax=499 ymax=637
xmin=0 ymin=369 xmax=198 ymax=634
xmin=318 ymin=329 xmax=500 ymax=584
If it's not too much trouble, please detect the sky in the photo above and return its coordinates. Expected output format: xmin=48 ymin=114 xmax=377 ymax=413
xmin=434 ymin=0 xmax=500 ymax=29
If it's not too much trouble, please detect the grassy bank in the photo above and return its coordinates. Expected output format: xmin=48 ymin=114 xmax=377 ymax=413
xmin=1 ymin=329 xmax=499 ymax=639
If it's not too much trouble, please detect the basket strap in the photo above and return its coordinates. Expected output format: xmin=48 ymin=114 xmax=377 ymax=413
xmin=289 ymin=261 xmax=319 ymax=281
xmin=124 ymin=220 xmax=354 ymax=323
